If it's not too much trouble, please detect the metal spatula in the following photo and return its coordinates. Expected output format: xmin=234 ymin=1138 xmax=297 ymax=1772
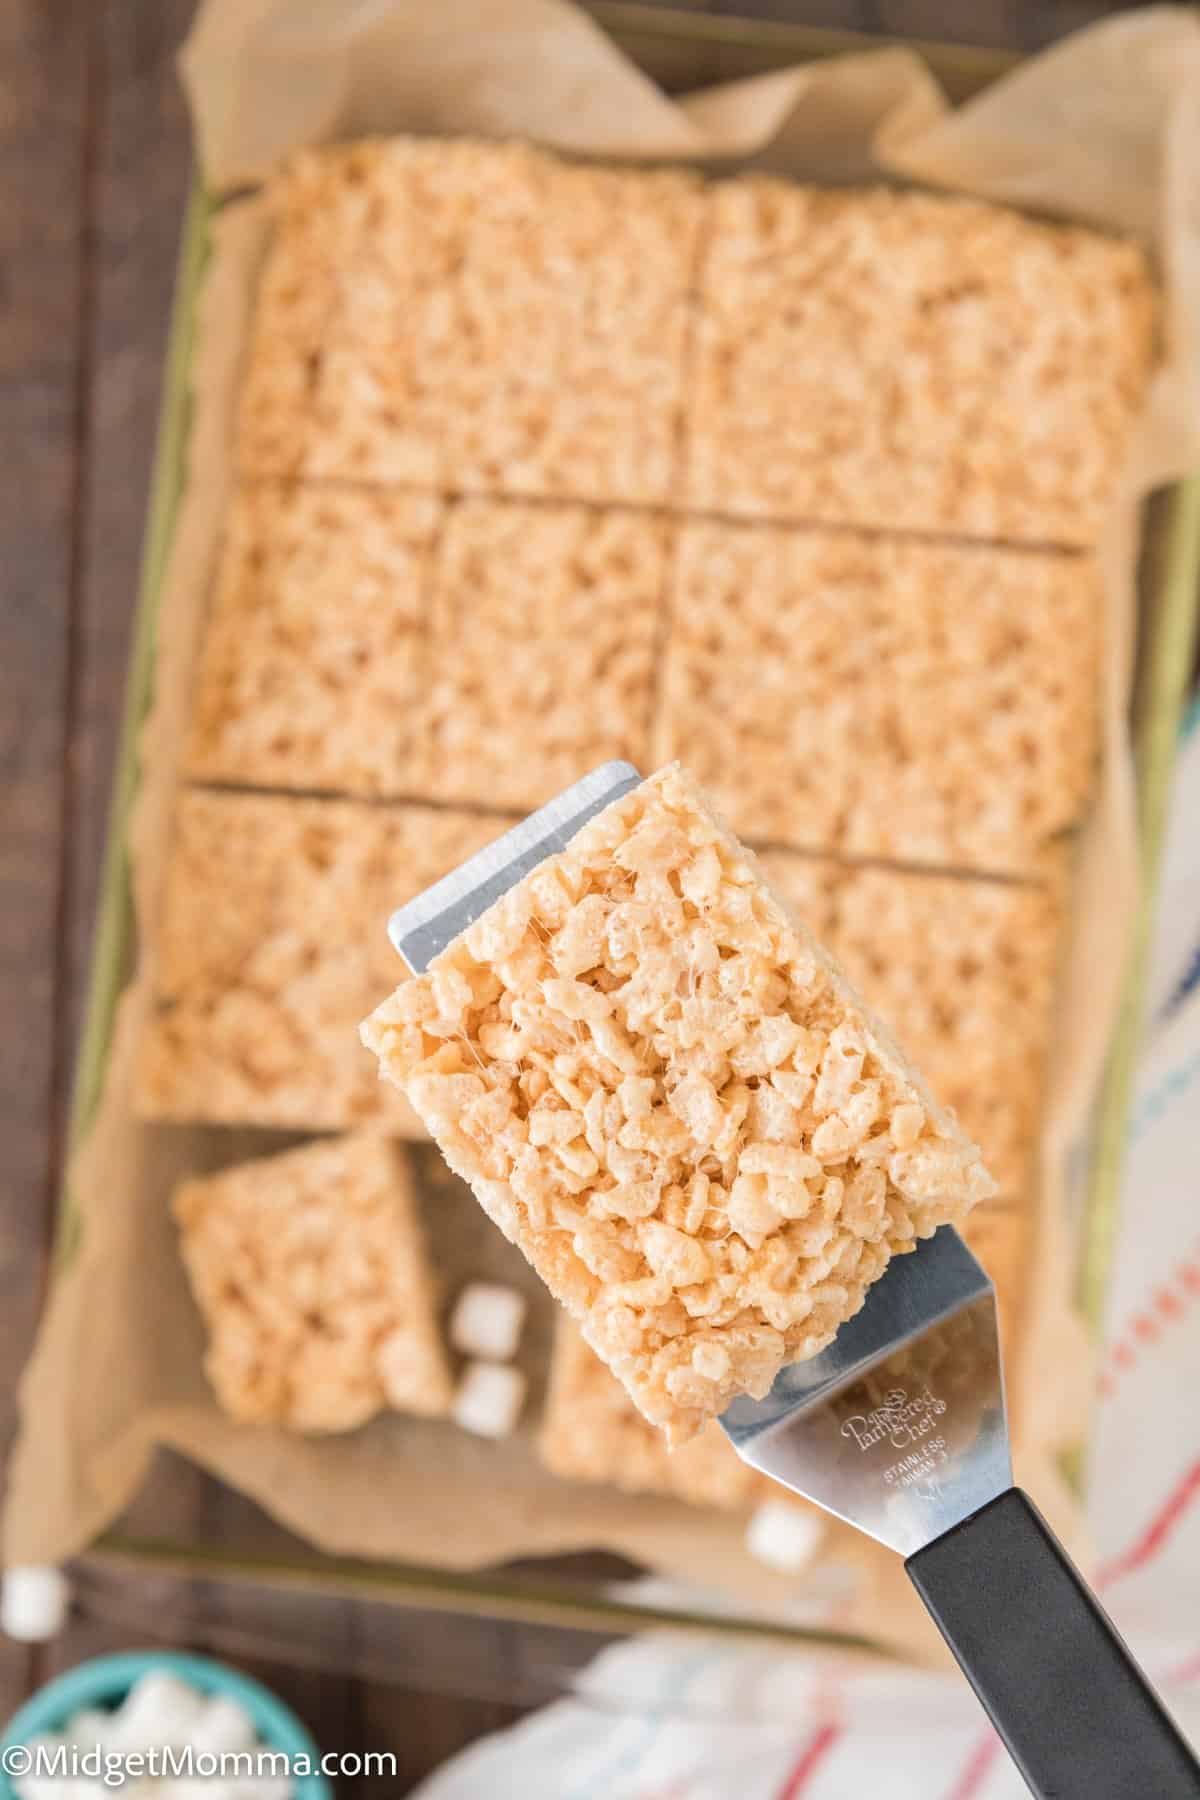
xmin=387 ymin=763 xmax=1200 ymax=1800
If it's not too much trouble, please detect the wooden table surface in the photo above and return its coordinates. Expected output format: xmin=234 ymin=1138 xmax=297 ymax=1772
xmin=0 ymin=0 xmax=1143 ymax=1789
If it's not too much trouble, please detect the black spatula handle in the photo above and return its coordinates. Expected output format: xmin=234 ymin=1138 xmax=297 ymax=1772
xmin=906 ymin=1487 xmax=1199 ymax=1799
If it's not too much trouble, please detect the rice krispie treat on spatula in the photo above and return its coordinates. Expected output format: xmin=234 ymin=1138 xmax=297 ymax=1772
xmin=363 ymin=764 xmax=995 ymax=1446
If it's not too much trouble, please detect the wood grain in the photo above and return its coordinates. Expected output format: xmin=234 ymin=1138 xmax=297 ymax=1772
xmin=64 ymin=0 xmax=195 ymax=1056
xmin=0 ymin=0 xmax=94 ymax=1725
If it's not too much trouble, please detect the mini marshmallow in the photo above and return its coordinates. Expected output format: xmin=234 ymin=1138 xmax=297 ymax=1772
xmin=12 ymin=1678 xmax=294 ymax=1800
xmin=12 ymin=1733 xmax=64 ymax=1800
xmin=1 ymin=1566 xmax=70 ymax=1642
xmin=68 ymin=1711 xmax=113 ymax=1748
xmin=449 ymin=1283 xmax=527 ymax=1362
xmin=189 ymin=1694 xmax=257 ymax=1755
xmin=18 ymin=1762 xmax=113 ymax=1800
xmin=452 ymin=1360 xmax=527 ymax=1438
xmin=745 ymin=1500 xmax=825 ymax=1573
xmin=107 ymin=1669 xmax=206 ymax=1751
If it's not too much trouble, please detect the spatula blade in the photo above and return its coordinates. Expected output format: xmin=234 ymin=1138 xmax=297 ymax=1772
xmin=389 ymin=761 xmax=642 ymax=975
xmin=721 ymin=1227 xmax=1011 ymax=1555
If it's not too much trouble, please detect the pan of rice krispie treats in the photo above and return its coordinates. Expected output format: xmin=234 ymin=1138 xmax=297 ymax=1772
xmin=30 ymin=5 xmax=1200 ymax=1666
xmin=142 ymin=136 xmax=1138 ymax=1384
xmin=139 ymin=122 xmax=1151 ymax=1540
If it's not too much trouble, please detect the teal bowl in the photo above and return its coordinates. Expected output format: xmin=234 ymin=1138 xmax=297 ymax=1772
xmin=0 ymin=1650 xmax=333 ymax=1797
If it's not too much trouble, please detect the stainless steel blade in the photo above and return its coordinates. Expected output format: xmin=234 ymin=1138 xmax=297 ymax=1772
xmin=388 ymin=761 xmax=642 ymax=974
xmin=721 ymin=1227 xmax=1011 ymax=1554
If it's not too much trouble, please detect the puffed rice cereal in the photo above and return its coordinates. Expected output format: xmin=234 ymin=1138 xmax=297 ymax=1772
xmin=173 ymin=1134 xmax=452 ymax=1431
xmin=363 ymin=765 xmax=995 ymax=1444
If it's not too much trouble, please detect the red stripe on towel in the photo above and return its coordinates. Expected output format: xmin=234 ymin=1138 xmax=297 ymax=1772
xmin=1096 ymin=1459 xmax=1200 ymax=1588
xmin=944 ymin=1732 xmax=1000 ymax=1800
xmin=772 ymin=1721 xmax=843 ymax=1799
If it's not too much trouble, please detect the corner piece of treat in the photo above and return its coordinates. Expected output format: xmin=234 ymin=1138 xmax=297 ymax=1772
xmin=173 ymin=1134 xmax=453 ymax=1432
xmin=362 ymin=764 xmax=995 ymax=1446
xmin=538 ymin=1320 xmax=767 ymax=1510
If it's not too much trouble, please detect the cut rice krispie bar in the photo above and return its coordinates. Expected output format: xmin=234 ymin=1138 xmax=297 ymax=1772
xmin=415 ymin=500 xmax=668 ymax=812
xmin=243 ymin=137 xmax=704 ymax=505
xmin=187 ymin=482 xmax=440 ymax=795
xmin=687 ymin=181 xmax=1156 ymax=546
xmin=761 ymin=852 xmax=1064 ymax=1196
xmin=174 ymin=1134 xmax=453 ymax=1431
xmin=363 ymin=764 xmax=995 ymax=1444
xmin=136 ymin=792 xmax=503 ymax=1132
xmin=656 ymin=520 xmax=1102 ymax=874
xmin=236 ymin=146 xmax=378 ymax=479
xmin=539 ymin=1321 xmax=766 ymax=1510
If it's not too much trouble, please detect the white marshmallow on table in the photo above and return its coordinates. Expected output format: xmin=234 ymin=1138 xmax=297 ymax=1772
xmin=1 ymin=1566 xmax=70 ymax=1642
xmin=745 ymin=1499 xmax=825 ymax=1573
xmin=107 ymin=1669 xmax=206 ymax=1751
xmin=449 ymin=1283 xmax=527 ymax=1362
xmin=453 ymin=1360 xmax=527 ymax=1438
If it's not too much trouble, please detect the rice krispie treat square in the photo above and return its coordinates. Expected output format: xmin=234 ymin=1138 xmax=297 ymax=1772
xmin=236 ymin=146 xmax=378 ymax=478
xmin=539 ymin=1322 xmax=766 ymax=1510
xmin=765 ymin=854 xmax=1064 ymax=1196
xmin=656 ymin=521 xmax=1102 ymax=874
xmin=687 ymin=181 xmax=1155 ymax=546
xmin=174 ymin=1135 xmax=453 ymax=1431
xmin=187 ymin=482 xmax=440 ymax=795
xmin=415 ymin=500 xmax=668 ymax=812
xmin=829 ymin=863 xmax=1062 ymax=1200
xmin=136 ymin=792 xmax=502 ymax=1132
xmin=363 ymin=764 xmax=995 ymax=1444
xmin=272 ymin=138 xmax=703 ymax=505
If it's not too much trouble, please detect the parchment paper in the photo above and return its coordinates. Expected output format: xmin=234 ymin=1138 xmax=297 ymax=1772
xmin=7 ymin=0 xmax=1200 ymax=1666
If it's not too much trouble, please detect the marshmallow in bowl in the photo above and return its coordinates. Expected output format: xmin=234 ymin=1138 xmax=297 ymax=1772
xmin=11 ymin=1670 xmax=294 ymax=1799
xmin=105 ymin=1670 xmax=206 ymax=1751
xmin=188 ymin=1693 xmax=259 ymax=1756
